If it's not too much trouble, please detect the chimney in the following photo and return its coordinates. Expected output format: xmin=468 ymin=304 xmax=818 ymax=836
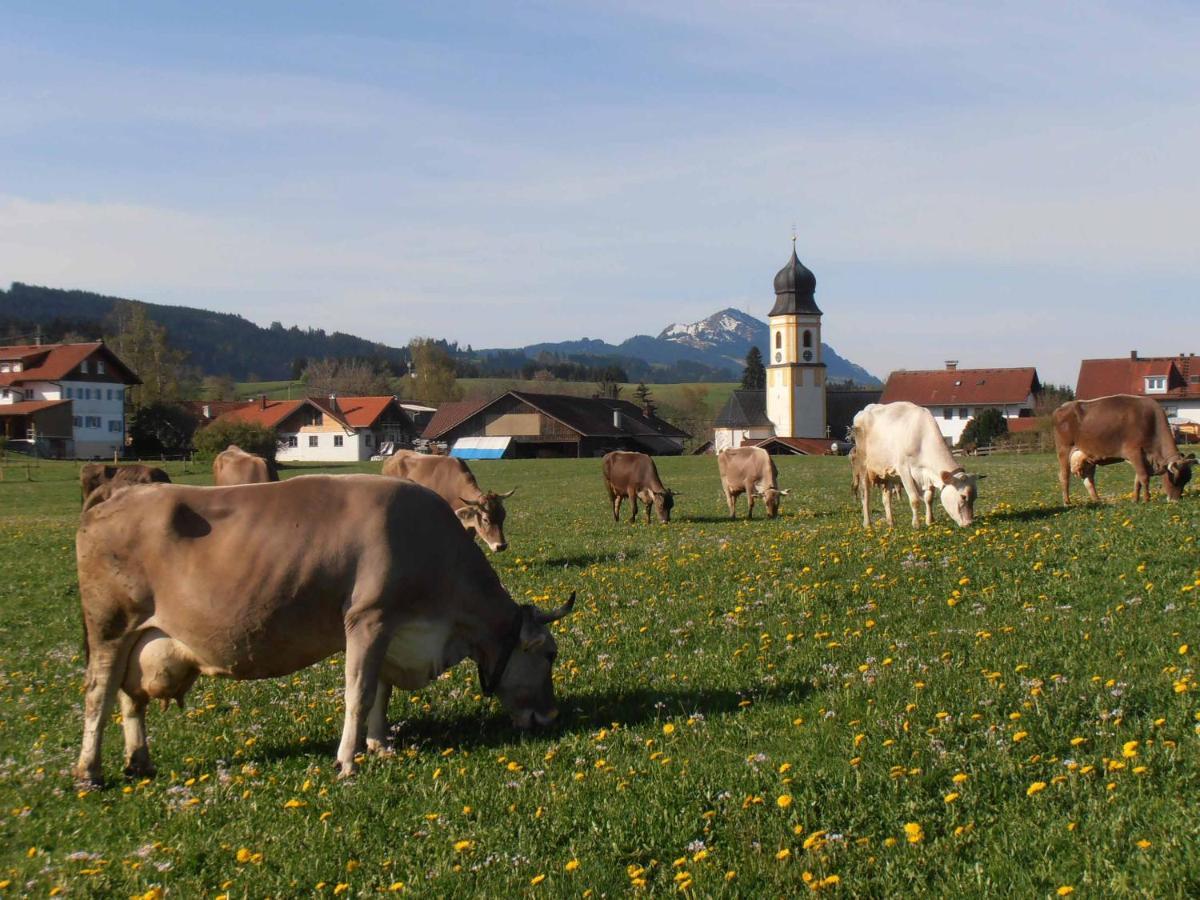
xmin=259 ymin=394 xmax=268 ymax=410
xmin=612 ymin=409 xmax=622 ymax=430
xmin=328 ymin=393 xmax=339 ymax=414
xmin=1129 ymin=350 xmax=1138 ymax=360
xmin=945 ymin=360 xmax=958 ymax=371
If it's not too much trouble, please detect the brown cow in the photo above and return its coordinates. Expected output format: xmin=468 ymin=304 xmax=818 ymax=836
xmin=1052 ymin=395 xmax=1196 ymax=504
xmin=602 ymin=450 xmax=678 ymax=524
xmin=73 ymin=475 xmax=574 ymax=785
xmin=381 ymin=449 xmax=514 ymax=552
xmin=212 ymin=444 xmax=278 ymax=486
xmin=717 ymin=446 xmax=789 ymax=519
xmin=80 ymin=463 xmax=171 ymax=511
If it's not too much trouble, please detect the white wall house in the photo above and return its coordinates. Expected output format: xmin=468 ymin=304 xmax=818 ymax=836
xmin=1077 ymin=353 xmax=1200 ymax=437
xmin=0 ymin=341 xmax=139 ymax=458
xmin=217 ymin=395 xmax=416 ymax=463
xmin=880 ymin=363 xmax=1041 ymax=445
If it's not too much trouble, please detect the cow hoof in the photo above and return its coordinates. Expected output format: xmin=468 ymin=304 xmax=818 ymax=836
xmin=335 ymin=758 xmax=359 ymax=779
xmin=123 ymin=760 xmax=157 ymax=779
xmin=366 ymin=739 xmax=394 ymax=757
xmin=73 ymin=765 xmax=105 ymax=788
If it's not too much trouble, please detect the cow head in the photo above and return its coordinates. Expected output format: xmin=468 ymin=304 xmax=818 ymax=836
xmin=939 ymin=469 xmax=982 ymax=527
xmin=1164 ymin=454 xmax=1196 ymax=500
xmin=754 ymin=486 xmax=790 ymax=518
xmin=652 ymin=489 xmax=678 ymax=524
xmin=484 ymin=592 xmax=576 ymax=730
xmin=456 ymin=489 xmax=515 ymax=552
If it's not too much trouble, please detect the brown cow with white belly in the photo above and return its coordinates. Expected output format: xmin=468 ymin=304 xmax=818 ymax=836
xmin=212 ymin=444 xmax=278 ymax=485
xmin=80 ymin=463 xmax=171 ymax=511
xmin=602 ymin=450 xmax=678 ymax=524
xmin=717 ymin=446 xmax=789 ymax=519
xmin=1052 ymin=394 xmax=1195 ymax=503
xmin=73 ymin=475 xmax=574 ymax=785
xmin=381 ymin=449 xmax=514 ymax=552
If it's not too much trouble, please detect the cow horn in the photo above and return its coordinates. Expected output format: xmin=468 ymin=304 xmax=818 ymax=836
xmin=779 ymin=489 xmax=791 ymax=496
xmin=534 ymin=591 xmax=576 ymax=624
xmin=459 ymin=497 xmax=482 ymax=509
xmin=497 ymin=488 xmax=517 ymax=498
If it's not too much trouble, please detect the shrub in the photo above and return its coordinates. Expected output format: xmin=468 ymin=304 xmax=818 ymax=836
xmin=193 ymin=419 xmax=278 ymax=462
xmin=958 ymin=408 xmax=1008 ymax=450
xmin=129 ymin=402 xmax=197 ymax=457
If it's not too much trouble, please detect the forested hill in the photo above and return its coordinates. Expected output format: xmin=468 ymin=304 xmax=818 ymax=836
xmin=0 ymin=283 xmax=406 ymax=380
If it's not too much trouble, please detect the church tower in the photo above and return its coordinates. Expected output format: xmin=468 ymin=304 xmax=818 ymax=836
xmin=765 ymin=242 xmax=827 ymax=438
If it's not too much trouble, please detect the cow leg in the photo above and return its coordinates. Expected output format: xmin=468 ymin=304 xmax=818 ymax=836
xmin=898 ymin=472 xmax=921 ymax=527
xmin=612 ymin=494 xmax=622 ymax=522
xmin=746 ymin=487 xmax=756 ymax=520
xmin=119 ymin=690 xmax=155 ymax=778
xmin=879 ymin=484 xmax=893 ymax=527
xmin=1082 ymin=463 xmax=1100 ymax=501
xmin=366 ymin=680 xmax=393 ymax=754
xmin=1056 ymin=447 xmax=1072 ymax=505
xmin=645 ymin=498 xmax=653 ymax=525
xmin=74 ymin=636 xmax=135 ymax=785
xmin=923 ymin=487 xmax=935 ymax=526
xmin=337 ymin=618 xmax=388 ymax=777
xmin=1130 ymin=455 xmax=1151 ymax=502
xmin=725 ymin=488 xmax=738 ymax=519
xmin=860 ymin=479 xmax=871 ymax=528
xmin=628 ymin=491 xmax=639 ymax=524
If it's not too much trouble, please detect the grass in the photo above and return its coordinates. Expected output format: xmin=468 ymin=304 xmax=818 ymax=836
xmin=0 ymin=454 xmax=1198 ymax=896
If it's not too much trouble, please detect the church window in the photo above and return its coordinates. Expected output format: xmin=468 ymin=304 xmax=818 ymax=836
xmin=775 ymin=331 xmax=782 ymax=350
xmin=803 ymin=330 xmax=812 ymax=348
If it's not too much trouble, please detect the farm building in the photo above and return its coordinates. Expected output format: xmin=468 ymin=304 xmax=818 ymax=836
xmin=422 ymin=390 xmax=690 ymax=458
xmin=0 ymin=341 xmax=140 ymax=458
xmin=713 ymin=386 xmax=878 ymax=454
xmin=1076 ymin=351 xmax=1200 ymax=436
xmin=215 ymin=395 xmax=415 ymax=462
xmin=880 ymin=362 xmax=1040 ymax=445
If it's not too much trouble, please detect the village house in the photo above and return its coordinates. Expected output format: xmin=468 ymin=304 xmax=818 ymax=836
xmin=880 ymin=362 xmax=1041 ymax=445
xmin=0 ymin=341 xmax=140 ymax=458
xmin=1076 ymin=351 xmax=1200 ymax=440
xmin=216 ymin=395 xmax=415 ymax=462
xmin=422 ymin=390 xmax=689 ymax=458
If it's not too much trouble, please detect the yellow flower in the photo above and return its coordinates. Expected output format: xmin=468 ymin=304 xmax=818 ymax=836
xmin=235 ymin=848 xmax=253 ymax=864
xmin=388 ymin=883 xmax=405 ymax=892
xmin=1026 ymin=781 xmax=1047 ymax=797
xmin=1070 ymin=737 xmax=1086 ymax=746
xmin=1122 ymin=741 xmax=1139 ymax=758
xmin=1136 ymin=839 xmax=1152 ymax=850
xmin=1012 ymin=731 xmax=1028 ymax=742
xmin=453 ymin=840 xmax=473 ymax=853
xmin=333 ymin=884 xmax=349 ymax=896
xmin=904 ymin=822 xmax=924 ymax=844
xmin=662 ymin=723 xmax=676 ymax=735
xmin=952 ymin=772 xmax=968 ymax=784
xmin=283 ymin=798 xmax=305 ymax=809
xmin=530 ymin=874 xmax=546 ymax=886
xmin=1057 ymin=888 xmax=1074 ymax=896
xmin=725 ymin=871 xmax=737 ymax=881
xmin=777 ymin=794 xmax=793 ymax=809
xmin=1180 ymin=644 xmax=1189 ymax=655
xmin=776 ymin=848 xmax=791 ymax=860
xmin=943 ymin=792 xmax=959 ymax=803
xmin=565 ymin=859 xmax=580 ymax=872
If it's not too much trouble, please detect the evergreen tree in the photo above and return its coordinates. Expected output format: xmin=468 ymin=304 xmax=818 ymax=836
xmin=741 ymin=346 xmax=766 ymax=390
xmin=634 ymin=381 xmax=657 ymax=415
xmin=959 ymin=408 xmax=1008 ymax=449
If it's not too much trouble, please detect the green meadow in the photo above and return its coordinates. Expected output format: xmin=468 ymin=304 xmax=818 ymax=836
xmin=0 ymin=454 xmax=1197 ymax=897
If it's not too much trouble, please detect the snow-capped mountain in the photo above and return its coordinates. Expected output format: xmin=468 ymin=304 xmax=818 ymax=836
xmin=658 ymin=308 xmax=761 ymax=352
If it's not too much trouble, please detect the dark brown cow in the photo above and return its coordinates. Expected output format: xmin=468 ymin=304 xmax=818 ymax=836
xmin=212 ymin=444 xmax=278 ymax=486
xmin=601 ymin=450 xmax=678 ymax=524
xmin=73 ymin=476 xmax=574 ymax=784
xmin=80 ymin=463 xmax=171 ymax=511
xmin=1052 ymin=394 xmax=1196 ymax=504
xmin=717 ymin=446 xmax=789 ymax=519
xmin=381 ymin=449 xmax=514 ymax=552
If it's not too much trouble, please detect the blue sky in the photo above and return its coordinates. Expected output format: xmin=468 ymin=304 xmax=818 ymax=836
xmin=2 ymin=1 xmax=1197 ymax=384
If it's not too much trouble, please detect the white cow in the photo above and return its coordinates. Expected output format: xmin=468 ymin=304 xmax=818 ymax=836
xmin=852 ymin=402 xmax=982 ymax=528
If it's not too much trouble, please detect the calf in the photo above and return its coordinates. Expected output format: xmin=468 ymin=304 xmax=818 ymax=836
xmin=852 ymin=402 xmax=981 ymax=528
xmin=601 ymin=450 xmax=678 ymax=524
xmin=382 ymin=449 xmax=514 ymax=552
xmin=1053 ymin=394 xmax=1195 ymax=503
xmin=717 ymin=446 xmax=789 ymax=519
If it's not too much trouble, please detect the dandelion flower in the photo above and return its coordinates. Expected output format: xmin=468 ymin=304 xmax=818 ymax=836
xmin=776 ymin=848 xmax=791 ymax=861
xmin=662 ymin=723 xmax=676 ymax=735
xmin=565 ymin=859 xmax=580 ymax=872
xmin=943 ymin=792 xmax=959 ymax=803
xmin=904 ymin=823 xmax=924 ymax=844
xmin=235 ymin=848 xmax=253 ymax=864
xmin=1122 ymin=741 xmax=1139 ymax=758
xmin=1026 ymin=781 xmax=1047 ymax=797
xmin=530 ymin=874 xmax=546 ymax=886
xmin=777 ymin=794 xmax=793 ymax=809
xmin=1057 ymin=888 xmax=1074 ymax=896
xmin=952 ymin=772 xmax=968 ymax=784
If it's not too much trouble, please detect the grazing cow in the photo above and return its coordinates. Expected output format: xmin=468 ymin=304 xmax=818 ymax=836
xmin=212 ymin=444 xmax=277 ymax=485
xmin=73 ymin=476 xmax=574 ymax=785
xmin=717 ymin=446 xmax=789 ymax=519
xmin=80 ymin=463 xmax=171 ymax=511
xmin=381 ymin=449 xmax=515 ymax=552
xmin=1052 ymin=394 xmax=1196 ymax=504
xmin=852 ymin=402 xmax=982 ymax=528
xmin=601 ymin=450 xmax=678 ymax=524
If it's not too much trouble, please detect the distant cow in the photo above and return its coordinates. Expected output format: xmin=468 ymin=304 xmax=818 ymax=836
xmin=602 ymin=450 xmax=678 ymax=524
xmin=73 ymin=476 xmax=573 ymax=785
xmin=381 ymin=450 xmax=515 ymax=552
xmin=80 ymin=463 xmax=171 ymax=511
xmin=717 ymin=446 xmax=789 ymax=519
xmin=852 ymin=402 xmax=982 ymax=528
xmin=212 ymin=444 xmax=278 ymax=486
xmin=1052 ymin=394 xmax=1196 ymax=504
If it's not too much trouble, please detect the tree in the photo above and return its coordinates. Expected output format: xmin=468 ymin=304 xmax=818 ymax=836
xmin=1035 ymin=383 xmax=1076 ymax=416
xmin=201 ymin=374 xmax=238 ymax=401
xmin=741 ymin=347 xmax=766 ymax=391
xmin=128 ymin=402 xmax=197 ymax=456
xmin=661 ymin=385 xmax=711 ymax=452
xmin=405 ymin=339 xmax=462 ymax=403
xmin=959 ymin=408 xmax=1008 ymax=450
xmin=594 ymin=366 xmax=625 ymax=400
xmin=634 ymin=381 xmax=657 ymax=415
xmin=105 ymin=301 xmax=195 ymax=407
xmin=193 ymin=419 xmax=278 ymax=462
xmin=301 ymin=358 xmax=393 ymax=399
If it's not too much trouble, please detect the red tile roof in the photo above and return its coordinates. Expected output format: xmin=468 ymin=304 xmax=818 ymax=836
xmin=744 ymin=436 xmax=837 ymax=455
xmin=0 ymin=399 xmax=71 ymax=416
xmin=217 ymin=398 xmax=312 ymax=430
xmin=881 ymin=367 xmax=1039 ymax=407
xmin=0 ymin=342 xmax=139 ymax=386
xmin=213 ymin=395 xmax=410 ymax=432
xmin=1076 ymin=355 xmax=1200 ymax=401
xmin=331 ymin=396 xmax=403 ymax=429
xmin=421 ymin=399 xmax=490 ymax=440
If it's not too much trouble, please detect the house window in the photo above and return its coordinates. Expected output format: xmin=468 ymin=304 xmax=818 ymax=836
xmin=803 ymin=330 xmax=812 ymax=348
xmin=308 ymin=435 xmax=319 ymax=447
xmin=73 ymin=415 xmax=82 ymax=427
xmin=108 ymin=420 xmax=122 ymax=433
xmin=365 ymin=434 xmax=372 ymax=447
xmin=116 ymin=388 xmax=124 ymax=402
xmin=287 ymin=435 xmax=298 ymax=448
xmin=1144 ymin=376 xmax=1166 ymax=393
xmin=24 ymin=389 xmax=33 ymax=400
xmin=959 ymin=408 xmax=969 ymax=419
xmin=80 ymin=360 xmax=89 ymax=374
xmin=107 ymin=389 xmax=113 ymax=401
xmin=85 ymin=416 xmax=102 ymax=428
xmin=334 ymin=435 xmax=344 ymax=447
xmin=97 ymin=361 xmax=106 ymax=375
xmin=64 ymin=387 xmax=72 ymax=399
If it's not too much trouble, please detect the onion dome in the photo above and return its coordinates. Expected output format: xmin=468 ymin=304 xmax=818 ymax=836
xmin=769 ymin=245 xmax=821 ymax=316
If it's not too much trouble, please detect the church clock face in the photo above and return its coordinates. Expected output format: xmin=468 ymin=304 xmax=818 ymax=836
xmin=803 ymin=350 xmax=813 ymax=362
xmin=775 ymin=351 xmax=782 ymax=363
